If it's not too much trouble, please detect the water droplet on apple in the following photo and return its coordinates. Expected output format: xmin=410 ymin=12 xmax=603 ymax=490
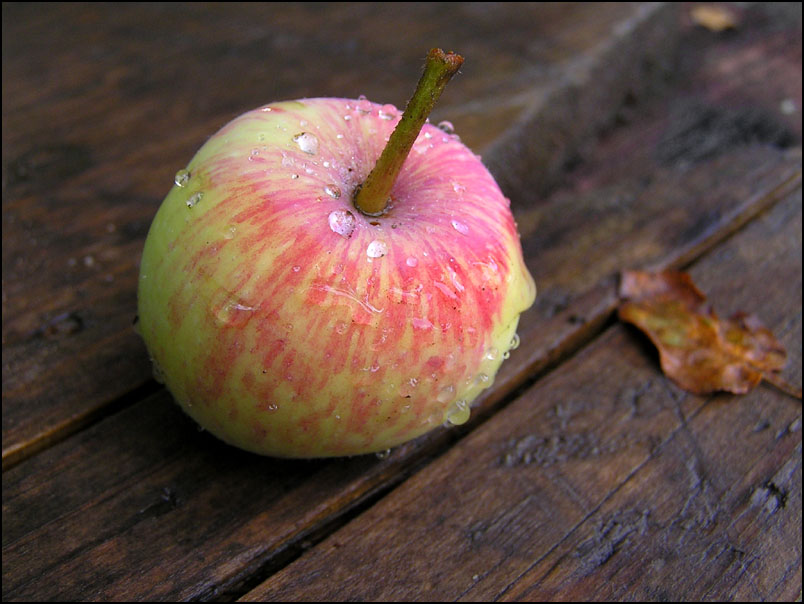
xmin=437 ymin=120 xmax=455 ymax=134
xmin=328 ymin=209 xmax=356 ymax=238
xmin=451 ymin=220 xmax=469 ymax=235
xmin=292 ymin=265 xmax=301 ymax=272
xmin=423 ymin=409 xmax=440 ymax=426
xmin=223 ymin=225 xmax=237 ymax=239
xmin=186 ymin=192 xmax=203 ymax=208
xmin=293 ymin=132 xmax=319 ymax=155
xmin=473 ymin=373 xmax=490 ymax=388
xmin=406 ymin=256 xmax=418 ymax=267
xmin=215 ymin=299 xmax=256 ymax=327
xmin=452 ymin=181 xmax=467 ymax=194
xmin=379 ymin=104 xmax=397 ymax=120
xmin=437 ymin=385 xmax=455 ymax=404
xmin=335 ymin=321 xmax=348 ymax=334
xmin=356 ymin=95 xmax=372 ymax=114
xmin=291 ymin=174 xmax=299 ymax=179
xmin=343 ymin=115 xmax=352 ymax=122
xmin=510 ymin=333 xmax=520 ymax=350
xmin=174 ymin=168 xmax=191 ymax=187
xmin=376 ymin=448 xmax=391 ymax=459
xmin=366 ymin=240 xmax=388 ymax=258
xmin=485 ymin=347 xmax=499 ymax=361
xmin=445 ymin=400 xmax=470 ymax=425
xmin=324 ymin=184 xmax=341 ymax=199
xmin=502 ymin=350 xmax=511 ymax=360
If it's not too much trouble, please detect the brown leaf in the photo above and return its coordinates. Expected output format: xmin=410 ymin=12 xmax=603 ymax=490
xmin=618 ymin=270 xmax=800 ymax=398
xmin=690 ymin=5 xmax=739 ymax=32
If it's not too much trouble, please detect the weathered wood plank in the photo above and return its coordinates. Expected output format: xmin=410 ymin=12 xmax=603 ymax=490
xmin=1 ymin=2 xmax=676 ymax=468
xmin=240 ymin=182 xmax=802 ymax=603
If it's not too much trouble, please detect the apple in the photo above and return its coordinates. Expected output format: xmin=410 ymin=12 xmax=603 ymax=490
xmin=137 ymin=50 xmax=536 ymax=457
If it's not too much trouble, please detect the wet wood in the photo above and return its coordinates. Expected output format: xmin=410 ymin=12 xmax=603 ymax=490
xmin=3 ymin=3 xmax=801 ymax=602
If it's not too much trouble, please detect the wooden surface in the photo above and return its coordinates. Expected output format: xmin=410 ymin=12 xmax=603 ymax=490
xmin=2 ymin=3 xmax=801 ymax=601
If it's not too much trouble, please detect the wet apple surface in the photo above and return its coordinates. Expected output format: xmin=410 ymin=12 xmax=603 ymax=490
xmin=138 ymin=97 xmax=536 ymax=457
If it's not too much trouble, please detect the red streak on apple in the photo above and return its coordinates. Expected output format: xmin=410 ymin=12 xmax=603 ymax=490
xmin=138 ymin=98 xmax=535 ymax=457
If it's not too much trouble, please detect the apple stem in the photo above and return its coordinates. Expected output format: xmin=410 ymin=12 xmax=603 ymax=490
xmin=353 ymin=48 xmax=464 ymax=217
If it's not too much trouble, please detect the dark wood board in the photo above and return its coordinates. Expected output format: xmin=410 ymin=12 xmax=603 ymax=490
xmin=2 ymin=3 xmax=801 ymax=602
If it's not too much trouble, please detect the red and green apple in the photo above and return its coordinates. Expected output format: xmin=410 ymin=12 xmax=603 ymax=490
xmin=137 ymin=50 xmax=536 ymax=457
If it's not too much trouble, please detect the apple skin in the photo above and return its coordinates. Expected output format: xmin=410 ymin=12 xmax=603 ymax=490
xmin=138 ymin=97 xmax=536 ymax=458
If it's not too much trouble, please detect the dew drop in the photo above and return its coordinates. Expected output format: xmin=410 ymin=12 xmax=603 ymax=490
xmin=174 ymin=168 xmax=191 ymax=187
xmin=485 ymin=347 xmax=499 ymax=361
xmin=451 ymin=220 xmax=469 ymax=235
xmin=376 ymin=449 xmax=391 ymax=459
xmin=406 ymin=256 xmax=418 ymax=267
xmin=324 ymin=184 xmax=341 ymax=199
xmin=291 ymin=174 xmax=299 ymax=179
xmin=223 ymin=225 xmax=237 ymax=240
xmin=214 ymin=299 xmax=256 ymax=327
xmin=293 ymin=132 xmax=319 ymax=155
xmin=503 ymin=350 xmax=511 ymax=360
xmin=437 ymin=120 xmax=456 ymax=134
xmin=437 ymin=385 xmax=455 ymax=404
xmin=186 ymin=192 xmax=203 ymax=208
xmin=473 ymin=373 xmax=490 ymax=388
xmin=366 ymin=240 xmax=388 ymax=258
xmin=379 ymin=104 xmax=397 ymax=120
xmin=510 ymin=333 xmax=521 ymax=351
xmin=328 ymin=209 xmax=356 ymax=238
xmin=335 ymin=321 xmax=349 ymax=334
xmin=292 ymin=265 xmax=301 ymax=272
xmin=445 ymin=400 xmax=470 ymax=425
xmin=356 ymin=95 xmax=372 ymax=114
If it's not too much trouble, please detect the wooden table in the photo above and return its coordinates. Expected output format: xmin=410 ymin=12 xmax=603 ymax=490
xmin=3 ymin=3 xmax=801 ymax=601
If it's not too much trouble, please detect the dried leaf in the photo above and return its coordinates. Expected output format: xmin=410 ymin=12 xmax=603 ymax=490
xmin=618 ymin=270 xmax=800 ymax=398
xmin=690 ymin=5 xmax=739 ymax=32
